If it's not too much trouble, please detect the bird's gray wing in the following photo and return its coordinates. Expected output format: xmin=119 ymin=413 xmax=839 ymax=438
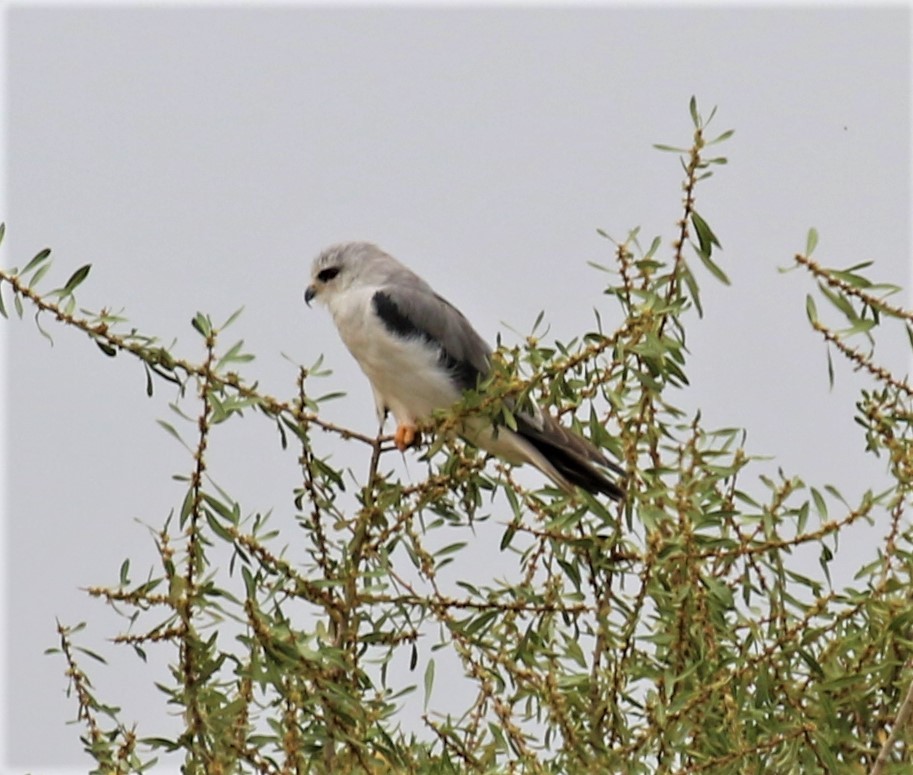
xmin=370 ymin=276 xmax=492 ymax=391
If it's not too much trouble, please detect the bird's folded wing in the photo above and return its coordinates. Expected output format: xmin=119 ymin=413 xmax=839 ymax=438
xmin=371 ymin=279 xmax=492 ymax=392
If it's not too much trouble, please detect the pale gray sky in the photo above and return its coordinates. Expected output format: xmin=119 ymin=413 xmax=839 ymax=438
xmin=2 ymin=4 xmax=910 ymax=770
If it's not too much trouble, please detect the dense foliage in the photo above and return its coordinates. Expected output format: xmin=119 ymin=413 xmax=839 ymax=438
xmin=4 ymin=100 xmax=912 ymax=773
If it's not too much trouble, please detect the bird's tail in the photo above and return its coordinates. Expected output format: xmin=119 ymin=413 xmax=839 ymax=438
xmin=513 ymin=413 xmax=626 ymax=501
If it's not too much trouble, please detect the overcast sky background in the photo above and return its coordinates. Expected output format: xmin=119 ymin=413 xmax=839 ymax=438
xmin=1 ymin=3 xmax=911 ymax=771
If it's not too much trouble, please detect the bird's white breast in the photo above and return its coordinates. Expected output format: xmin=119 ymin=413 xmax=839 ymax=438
xmin=327 ymin=287 xmax=462 ymax=425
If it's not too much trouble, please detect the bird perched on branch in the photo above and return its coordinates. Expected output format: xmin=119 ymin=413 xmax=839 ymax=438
xmin=305 ymin=242 xmax=625 ymax=501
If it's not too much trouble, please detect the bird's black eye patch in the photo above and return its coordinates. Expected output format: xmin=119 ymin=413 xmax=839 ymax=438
xmin=317 ymin=266 xmax=340 ymax=283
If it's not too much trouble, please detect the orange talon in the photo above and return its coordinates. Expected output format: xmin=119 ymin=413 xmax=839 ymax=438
xmin=394 ymin=423 xmax=419 ymax=452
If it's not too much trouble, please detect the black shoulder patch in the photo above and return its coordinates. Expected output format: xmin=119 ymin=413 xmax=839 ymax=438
xmin=372 ymin=291 xmax=421 ymax=340
xmin=371 ymin=290 xmax=482 ymax=391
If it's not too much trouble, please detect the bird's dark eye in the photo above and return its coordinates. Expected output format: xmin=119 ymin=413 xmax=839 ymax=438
xmin=317 ymin=266 xmax=340 ymax=283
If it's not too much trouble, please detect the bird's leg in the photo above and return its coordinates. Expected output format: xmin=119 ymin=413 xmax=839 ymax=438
xmin=394 ymin=423 xmax=420 ymax=452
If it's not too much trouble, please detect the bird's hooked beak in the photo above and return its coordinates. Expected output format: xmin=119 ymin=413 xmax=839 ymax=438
xmin=304 ymin=285 xmax=317 ymax=307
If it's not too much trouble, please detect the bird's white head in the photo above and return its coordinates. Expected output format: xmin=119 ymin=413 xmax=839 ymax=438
xmin=305 ymin=242 xmax=397 ymax=307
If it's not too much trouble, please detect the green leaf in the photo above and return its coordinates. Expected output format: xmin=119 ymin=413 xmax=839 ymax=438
xmin=203 ymin=492 xmax=240 ymax=524
xmin=581 ymin=491 xmax=615 ymax=526
xmin=695 ymin=247 xmax=730 ymax=285
xmin=842 ymin=260 xmax=874 ymax=274
xmin=500 ymin=522 xmax=517 ymax=551
xmin=423 ymin=658 xmax=435 ymax=710
xmin=28 ymin=261 xmax=54 ymax=290
xmin=501 ymin=407 xmax=518 ymax=433
xmin=221 ymin=306 xmax=245 ymax=329
xmin=708 ymin=128 xmax=735 ymax=145
xmin=31 ymin=310 xmax=52 ymax=345
xmin=23 ymin=247 xmax=52 ymax=276
xmin=119 ymin=559 xmax=131 ymax=586
xmin=806 ymin=228 xmax=819 ymax=256
xmin=241 ymin=566 xmax=257 ymax=599
xmin=62 ymin=264 xmax=91 ymax=294
xmin=75 ymin=646 xmax=108 ymax=664
xmin=217 ymin=340 xmax=255 ymax=370
xmin=818 ymin=283 xmax=857 ymax=324
xmin=819 ymin=544 xmax=834 ymax=585
xmin=205 ymin=508 xmax=235 ymax=542
xmin=689 ymin=95 xmax=700 ymax=128
xmin=680 ymin=263 xmax=704 ymax=317
xmin=691 ymin=211 xmax=722 ymax=256
xmin=96 ymin=340 xmax=117 ymax=357
xmin=156 ymin=420 xmax=189 ymax=451
xmin=179 ymin=487 xmax=195 ymax=527
xmin=646 ymin=235 xmax=662 ymax=259
xmin=703 ymin=576 xmax=735 ymax=609
xmin=810 ymin=488 xmax=828 ymax=519
xmin=805 ymin=295 xmax=818 ymax=325
xmin=831 ymin=267 xmax=873 ymax=289
xmin=191 ymin=313 xmax=211 ymax=337
xmin=0 ymin=289 xmax=6 ymax=319
xmin=653 ymin=143 xmax=689 ymax=153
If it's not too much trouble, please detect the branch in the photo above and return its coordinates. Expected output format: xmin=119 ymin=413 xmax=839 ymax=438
xmin=871 ymin=662 xmax=913 ymax=774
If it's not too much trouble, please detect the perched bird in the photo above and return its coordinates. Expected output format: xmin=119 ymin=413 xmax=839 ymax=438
xmin=305 ymin=242 xmax=625 ymax=500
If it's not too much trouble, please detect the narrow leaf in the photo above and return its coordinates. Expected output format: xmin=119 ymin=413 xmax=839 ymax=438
xmin=22 ymin=247 xmax=52 ymax=276
xmin=805 ymin=295 xmax=818 ymax=325
xmin=810 ymin=487 xmax=828 ymax=518
xmin=646 ymin=235 xmax=662 ymax=259
xmin=818 ymin=283 xmax=857 ymax=324
xmin=221 ymin=306 xmax=245 ymax=329
xmin=63 ymin=264 xmax=91 ymax=294
xmin=75 ymin=646 xmax=108 ymax=664
xmin=806 ymin=228 xmax=819 ymax=256
xmin=695 ymin=248 xmax=730 ymax=285
xmin=423 ymin=658 xmax=435 ymax=710
xmin=709 ymin=128 xmax=735 ymax=145
xmin=28 ymin=261 xmax=53 ymax=289
xmin=34 ymin=312 xmax=54 ymax=346
xmin=689 ymin=95 xmax=700 ymax=128
xmin=191 ymin=313 xmax=210 ymax=337
xmin=500 ymin=523 xmax=517 ymax=551
xmin=156 ymin=420 xmax=185 ymax=446
xmin=681 ymin=263 xmax=704 ymax=317
xmin=691 ymin=211 xmax=722 ymax=254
